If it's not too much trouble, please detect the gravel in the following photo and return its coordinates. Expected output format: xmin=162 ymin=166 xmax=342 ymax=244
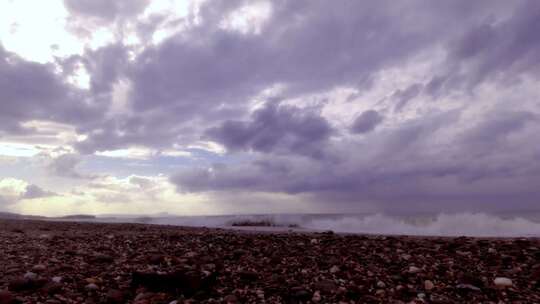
xmin=0 ymin=219 xmax=539 ymax=303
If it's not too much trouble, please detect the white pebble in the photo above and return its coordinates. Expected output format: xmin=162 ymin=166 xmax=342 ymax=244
xmin=494 ymin=277 xmax=513 ymax=288
xmin=24 ymin=272 xmax=37 ymax=280
xmin=424 ymin=280 xmax=434 ymax=290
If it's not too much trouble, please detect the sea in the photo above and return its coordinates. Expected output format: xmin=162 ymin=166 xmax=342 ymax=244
xmin=87 ymin=211 xmax=540 ymax=237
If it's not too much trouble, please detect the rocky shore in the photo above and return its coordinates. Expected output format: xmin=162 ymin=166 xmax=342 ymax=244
xmin=0 ymin=219 xmax=539 ymax=303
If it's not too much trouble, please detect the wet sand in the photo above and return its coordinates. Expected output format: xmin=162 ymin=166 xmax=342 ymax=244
xmin=0 ymin=219 xmax=539 ymax=303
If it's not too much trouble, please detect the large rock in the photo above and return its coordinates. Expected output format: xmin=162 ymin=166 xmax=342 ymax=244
xmin=313 ymin=280 xmax=337 ymax=294
xmin=8 ymin=277 xmax=46 ymax=291
xmin=131 ymin=270 xmax=217 ymax=296
xmin=106 ymin=289 xmax=125 ymax=304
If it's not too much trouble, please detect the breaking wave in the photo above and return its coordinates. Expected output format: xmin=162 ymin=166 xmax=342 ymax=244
xmin=99 ymin=212 xmax=540 ymax=237
xmin=303 ymin=213 xmax=540 ymax=237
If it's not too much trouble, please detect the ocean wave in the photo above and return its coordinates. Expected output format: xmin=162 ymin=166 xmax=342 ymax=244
xmin=101 ymin=212 xmax=540 ymax=237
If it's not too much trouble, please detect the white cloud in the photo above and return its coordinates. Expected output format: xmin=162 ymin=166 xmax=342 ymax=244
xmin=0 ymin=178 xmax=28 ymax=198
xmin=14 ymin=174 xmax=210 ymax=216
xmin=219 ymin=1 xmax=272 ymax=35
xmin=96 ymin=147 xmax=156 ymax=159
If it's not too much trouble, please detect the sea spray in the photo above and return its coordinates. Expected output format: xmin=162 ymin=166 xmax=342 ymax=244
xmin=96 ymin=212 xmax=540 ymax=237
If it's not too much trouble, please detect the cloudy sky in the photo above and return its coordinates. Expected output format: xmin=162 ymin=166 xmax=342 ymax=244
xmin=0 ymin=0 xmax=539 ymax=216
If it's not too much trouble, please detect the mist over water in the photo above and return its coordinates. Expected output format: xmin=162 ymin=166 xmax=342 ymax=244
xmin=96 ymin=212 xmax=540 ymax=237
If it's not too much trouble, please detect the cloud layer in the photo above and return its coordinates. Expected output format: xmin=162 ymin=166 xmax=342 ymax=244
xmin=1 ymin=0 xmax=540 ymax=214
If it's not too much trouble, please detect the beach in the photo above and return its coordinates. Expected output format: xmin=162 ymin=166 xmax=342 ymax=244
xmin=0 ymin=219 xmax=539 ymax=303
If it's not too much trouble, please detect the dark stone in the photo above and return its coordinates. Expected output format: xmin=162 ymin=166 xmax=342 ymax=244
xmin=131 ymin=270 xmax=217 ymax=296
xmin=148 ymin=254 xmax=165 ymax=265
xmin=290 ymin=287 xmax=311 ymax=301
xmin=8 ymin=278 xmax=33 ymax=291
xmin=92 ymin=253 xmax=114 ymax=263
xmin=238 ymin=271 xmax=258 ymax=281
xmin=313 ymin=280 xmax=338 ymax=294
xmin=41 ymin=282 xmax=62 ymax=295
xmin=106 ymin=289 xmax=125 ymax=304
xmin=0 ymin=290 xmax=14 ymax=304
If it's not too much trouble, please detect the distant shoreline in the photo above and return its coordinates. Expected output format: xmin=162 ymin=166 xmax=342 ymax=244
xmin=1 ymin=217 xmax=538 ymax=240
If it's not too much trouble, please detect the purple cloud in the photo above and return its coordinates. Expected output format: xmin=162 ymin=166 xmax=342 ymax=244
xmin=351 ymin=110 xmax=384 ymax=134
xmin=206 ymin=102 xmax=333 ymax=158
xmin=2 ymin=0 xmax=540 ymax=213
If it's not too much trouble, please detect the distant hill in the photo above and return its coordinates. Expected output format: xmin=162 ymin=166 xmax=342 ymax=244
xmin=0 ymin=212 xmax=22 ymax=219
xmin=0 ymin=212 xmax=95 ymax=220
xmin=58 ymin=214 xmax=96 ymax=219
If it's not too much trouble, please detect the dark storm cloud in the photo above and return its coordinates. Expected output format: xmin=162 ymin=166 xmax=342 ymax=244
xmin=47 ymin=154 xmax=95 ymax=180
xmin=206 ymin=102 xmax=333 ymax=158
xmin=22 ymin=184 xmax=57 ymax=199
xmin=0 ymin=46 xmax=105 ymax=135
xmin=461 ymin=111 xmax=536 ymax=152
xmin=75 ymin=0 xmax=512 ymax=153
xmin=83 ymin=44 xmax=129 ymax=95
xmin=171 ymin=105 xmax=540 ymax=210
xmin=129 ymin=1 xmax=450 ymax=112
xmin=4 ymin=0 xmax=540 ymax=211
xmin=173 ymin=111 xmax=459 ymax=195
xmin=433 ymin=1 xmax=540 ymax=94
xmin=351 ymin=110 xmax=384 ymax=134
xmin=392 ymin=84 xmax=423 ymax=112
xmin=60 ymin=0 xmax=540 ymax=210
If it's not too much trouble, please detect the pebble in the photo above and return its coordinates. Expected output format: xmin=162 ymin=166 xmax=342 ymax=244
xmin=329 ymin=265 xmax=340 ymax=273
xmin=313 ymin=280 xmax=338 ymax=293
xmin=106 ymin=289 xmax=125 ymax=303
xmin=0 ymin=290 xmax=14 ymax=304
xmin=32 ymin=264 xmax=46 ymax=272
xmin=493 ymin=277 xmax=513 ymax=288
xmin=23 ymin=272 xmax=37 ymax=280
xmin=456 ymin=283 xmax=481 ymax=291
xmin=224 ymin=294 xmax=238 ymax=304
xmin=312 ymin=290 xmax=321 ymax=302
xmin=52 ymin=276 xmax=62 ymax=283
xmin=1 ymin=218 xmax=539 ymax=303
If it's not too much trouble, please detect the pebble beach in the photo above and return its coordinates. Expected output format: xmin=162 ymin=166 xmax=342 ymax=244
xmin=1 ymin=219 xmax=539 ymax=303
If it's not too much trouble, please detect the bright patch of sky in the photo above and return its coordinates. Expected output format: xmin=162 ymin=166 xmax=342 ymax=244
xmin=0 ymin=0 xmax=82 ymax=63
xmin=0 ymin=142 xmax=40 ymax=157
xmin=219 ymin=1 xmax=272 ymax=35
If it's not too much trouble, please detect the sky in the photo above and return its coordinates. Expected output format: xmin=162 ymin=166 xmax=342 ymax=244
xmin=0 ymin=0 xmax=539 ymax=216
